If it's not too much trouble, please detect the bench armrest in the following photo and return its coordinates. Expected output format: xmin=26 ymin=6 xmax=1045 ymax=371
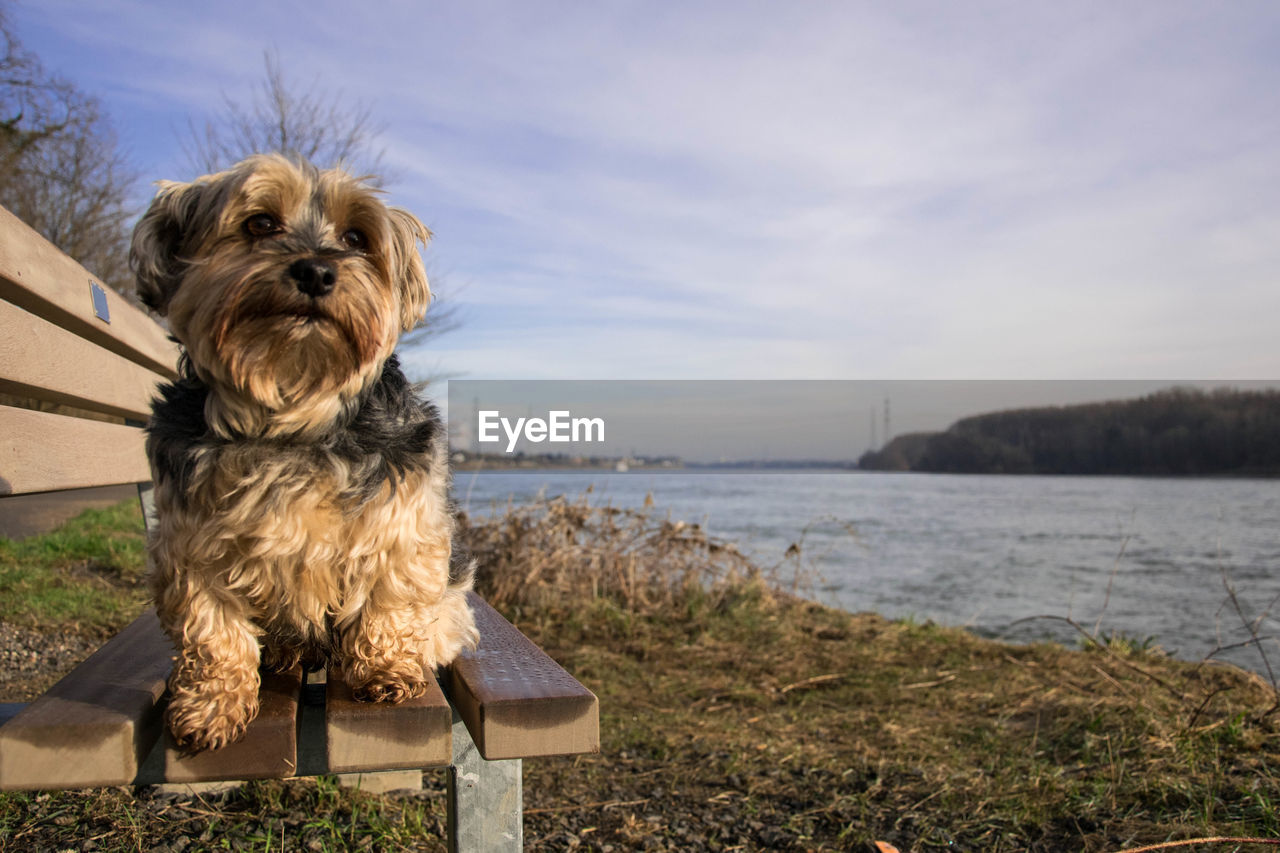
xmin=446 ymin=593 xmax=600 ymax=760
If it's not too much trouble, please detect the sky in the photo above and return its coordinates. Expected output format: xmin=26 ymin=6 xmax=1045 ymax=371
xmin=10 ymin=1 xmax=1280 ymax=394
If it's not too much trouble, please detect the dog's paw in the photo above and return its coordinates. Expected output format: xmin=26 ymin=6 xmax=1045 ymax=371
xmin=166 ymin=678 xmax=260 ymax=752
xmin=260 ymin=642 xmax=304 ymax=673
xmin=432 ymin=589 xmax=480 ymax=668
xmin=347 ymin=670 xmax=428 ymax=704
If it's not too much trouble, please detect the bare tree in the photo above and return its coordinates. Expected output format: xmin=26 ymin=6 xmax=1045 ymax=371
xmin=0 ymin=5 xmax=137 ymax=298
xmin=183 ymin=51 xmax=460 ymax=353
xmin=10 ymin=100 xmax=135 ymax=289
xmin=183 ymin=51 xmax=387 ymax=180
xmin=0 ymin=6 xmax=80 ymax=172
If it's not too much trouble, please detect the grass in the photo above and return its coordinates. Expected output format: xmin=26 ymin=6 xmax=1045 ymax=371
xmin=539 ymin=596 xmax=1279 ymax=849
xmin=1 ymin=493 xmax=1279 ymax=851
xmin=0 ymin=500 xmax=148 ymax=634
xmin=0 ymin=778 xmax=451 ymax=851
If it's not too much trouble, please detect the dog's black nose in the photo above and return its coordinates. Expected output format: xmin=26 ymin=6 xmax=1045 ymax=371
xmin=289 ymin=258 xmax=337 ymax=298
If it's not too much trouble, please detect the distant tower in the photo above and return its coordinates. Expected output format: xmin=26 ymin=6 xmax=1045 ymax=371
xmin=869 ymin=406 xmax=877 ymax=450
xmin=883 ymin=397 xmax=891 ymax=446
xmin=472 ymin=396 xmax=481 ymax=454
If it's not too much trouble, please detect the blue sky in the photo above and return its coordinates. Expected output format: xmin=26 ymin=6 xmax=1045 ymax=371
xmin=11 ymin=1 xmax=1280 ymax=386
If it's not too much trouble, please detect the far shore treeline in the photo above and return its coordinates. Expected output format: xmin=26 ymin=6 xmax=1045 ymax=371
xmin=859 ymin=387 xmax=1280 ymax=476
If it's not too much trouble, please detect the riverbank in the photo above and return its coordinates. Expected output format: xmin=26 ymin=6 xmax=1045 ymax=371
xmin=1 ymin=498 xmax=1278 ymax=851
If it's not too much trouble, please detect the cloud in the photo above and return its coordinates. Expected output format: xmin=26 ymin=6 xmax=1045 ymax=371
xmin=15 ymin=1 xmax=1280 ymax=379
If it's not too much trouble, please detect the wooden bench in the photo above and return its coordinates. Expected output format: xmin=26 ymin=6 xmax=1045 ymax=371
xmin=0 ymin=203 xmax=599 ymax=850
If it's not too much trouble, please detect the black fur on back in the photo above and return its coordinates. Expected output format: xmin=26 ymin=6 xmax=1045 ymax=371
xmin=146 ymin=352 xmax=211 ymax=500
xmin=147 ymin=354 xmax=441 ymax=509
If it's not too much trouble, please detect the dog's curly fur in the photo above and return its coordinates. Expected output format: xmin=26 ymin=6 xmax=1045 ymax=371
xmin=131 ymin=155 xmax=477 ymax=752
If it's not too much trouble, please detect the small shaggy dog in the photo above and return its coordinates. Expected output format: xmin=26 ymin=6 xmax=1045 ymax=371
xmin=131 ymin=155 xmax=477 ymax=752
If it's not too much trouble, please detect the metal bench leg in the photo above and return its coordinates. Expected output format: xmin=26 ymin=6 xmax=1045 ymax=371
xmin=447 ymin=708 xmax=522 ymax=852
xmin=136 ymin=481 xmax=157 ymax=533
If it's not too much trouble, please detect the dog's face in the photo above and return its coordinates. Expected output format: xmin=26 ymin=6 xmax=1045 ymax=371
xmin=131 ymin=155 xmax=430 ymax=416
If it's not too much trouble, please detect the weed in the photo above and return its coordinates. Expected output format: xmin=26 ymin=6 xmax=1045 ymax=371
xmin=1083 ymin=630 xmax=1164 ymax=658
xmin=456 ymin=493 xmax=771 ymax=620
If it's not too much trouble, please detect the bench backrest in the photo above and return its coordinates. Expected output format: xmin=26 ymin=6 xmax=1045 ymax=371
xmin=0 ymin=204 xmax=179 ymax=497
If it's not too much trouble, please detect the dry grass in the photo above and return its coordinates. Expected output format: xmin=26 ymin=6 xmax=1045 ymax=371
xmin=514 ymin=578 xmax=1280 ymax=850
xmin=457 ymin=490 xmax=771 ymax=620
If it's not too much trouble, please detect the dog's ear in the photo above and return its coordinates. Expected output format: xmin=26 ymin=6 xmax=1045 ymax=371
xmin=130 ymin=179 xmax=218 ymax=315
xmin=386 ymin=207 xmax=432 ymax=332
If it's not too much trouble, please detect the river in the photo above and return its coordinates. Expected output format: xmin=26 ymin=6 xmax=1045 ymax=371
xmin=454 ymin=468 xmax=1280 ymax=674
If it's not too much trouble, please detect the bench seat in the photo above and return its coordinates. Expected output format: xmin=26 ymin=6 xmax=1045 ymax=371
xmin=0 ymin=594 xmax=597 ymax=790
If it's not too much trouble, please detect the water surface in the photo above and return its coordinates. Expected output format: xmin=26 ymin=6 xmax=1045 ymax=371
xmin=454 ymin=469 xmax=1280 ymax=673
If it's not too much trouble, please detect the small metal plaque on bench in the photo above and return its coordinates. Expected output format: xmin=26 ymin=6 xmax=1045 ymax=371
xmin=89 ymin=280 xmax=110 ymax=323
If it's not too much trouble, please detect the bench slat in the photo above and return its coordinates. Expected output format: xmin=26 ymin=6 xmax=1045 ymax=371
xmin=0 ymin=610 xmax=171 ymax=790
xmin=448 ymin=593 xmax=600 ymax=761
xmin=0 ymin=300 xmax=165 ymax=421
xmin=0 ymin=205 xmax=178 ymax=380
xmin=0 ymin=405 xmax=151 ymax=496
xmin=162 ymin=667 xmax=303 ymax=782
xmin=325 ymin=666 xmax=453 ymax=772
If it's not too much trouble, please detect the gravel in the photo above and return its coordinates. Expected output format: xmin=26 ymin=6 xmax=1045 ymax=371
xmin=0 ymin=621 xmax=100 ymax=701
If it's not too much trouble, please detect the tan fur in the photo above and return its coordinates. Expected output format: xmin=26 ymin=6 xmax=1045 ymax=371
xmin=133 ymin=155 xmax=476 ymax=752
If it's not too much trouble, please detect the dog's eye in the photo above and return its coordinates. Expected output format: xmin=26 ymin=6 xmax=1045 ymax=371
xmin=244 ymin=214 xmax=283 ymax=238
xmin=340 ymin=229 xmax=368 ymax=251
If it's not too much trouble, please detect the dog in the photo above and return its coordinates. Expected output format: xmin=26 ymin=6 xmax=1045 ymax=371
xmin=130 ymin=154 xmax=477 ymax=752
